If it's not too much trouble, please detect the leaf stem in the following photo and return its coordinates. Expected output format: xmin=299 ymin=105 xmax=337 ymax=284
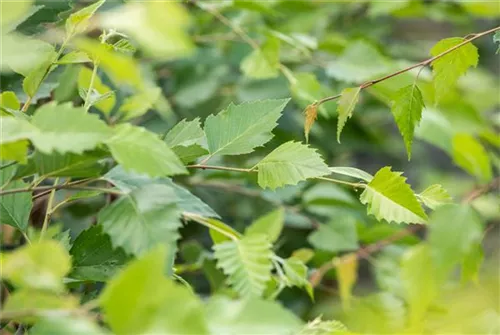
xmin=183 ymin=212 xmax=239 ymax=241
xmin=316 ymin=25 xmax=500 ymax=106
xmin=39 ymin=178 xmax=59 ymax=241
xmin=84 ymin=60 xmax=100 ymax=111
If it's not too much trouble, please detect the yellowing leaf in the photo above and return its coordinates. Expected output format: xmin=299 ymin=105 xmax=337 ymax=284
xmin=452 ymin=133 xmax=492 ymax=182
xmin=390 ymin=84 xmax=425 ymax=160
xmin=418 ymin=184 xmax=452 ymax=210
xmin=241 ymin=36 xmax=280 ymax=79
xmin=337 ymin=87 xmax=361 ymax=143
xmin=256 ymin=141 xmax=330 ymax=190
xmin=304 ymin=103 xmax=318 ymax=144
xmin=430 ymin=37 xmax=478 ymax=101
xmin=335 ymin=254 xmax=358 ymax=309
xmin=360 ymin=166 xmax=427 ymax=224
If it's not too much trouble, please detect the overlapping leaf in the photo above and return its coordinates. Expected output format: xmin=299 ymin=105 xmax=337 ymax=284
xmin=0 ymin=166 xmax=32 ymax=232
xmin=241 ymin=36 xmax=281 ymax=79
xmin=452 ymin=133 xmax=492 ymax=182
xmin=417 ymin=184 xmax=452 ymax=210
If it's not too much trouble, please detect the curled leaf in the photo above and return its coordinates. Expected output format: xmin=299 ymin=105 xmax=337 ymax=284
xmin=304 ymin=103 xmax=318 ymax=143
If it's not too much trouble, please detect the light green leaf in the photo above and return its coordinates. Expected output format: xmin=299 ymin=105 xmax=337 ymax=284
xmin=30 ymin=316 xmax=108 ymax=335
xmin=165 ymin=118 xmax=205 ymax=148
xmin=246 ymin=207 xmax=284 ymax=242
xmin=329 ymin=166 xmax=373 ymax=182
xmin=78 ymin=66 xmax=115 ymax=114
xmin=0 ymin=0 xmax=35 ymax=32
xmin=298 ymin=317 xmax=348 ymax=335
xmin=101 ymin=1 xmax=194 ymax=60
xmin=0 ymin=141 xmax=29 ymax=163
xmin=1 ymin=116 xmax=38 ymax=143
xmin=23 ymin=52 xmax=57 ymax=97
xmin=106 ymin=123 xmax=186 ymax=177
xmin=360 ymin=166 xmax=427 ymax=224
xmin=100 ymin=246 xmax=209 ymax=335
xmin=204 ymin=99 xmax=289 ymax=157
xmin=430 ymin=37 xmax=479 ymax=101
xmin=119 ymin=87 xmax=161 ymax=121
xmin=337 ymin=87 xmax=361 ymax=143
xmin=401 ymin=245 xmax=437 ymax=327
xmin=327 ymin=40 xmax=392 ymax=83
xmin=452 ymin=133 xmax=492 ymax=182
xmin=308 ymin=215 xmax=359 ymax=253
xmin=390 ymin=84 xmax=425 ymax=160
xmin=172 ymin=144 xmax=209 ymax=164
xmin=0 ymin=91 xmax=20 ymax=110
xmin=66 ymin=0 xmax=105 ymax=37
xmin=1 ymin=240 xmax=71 ymax=292
xmin=461 ymin=242 xmax=483 ymax=284
xmin=241 ymin=36 xmax=280 ymax=79
xmin=70 ymin=225 xmax=130 ymax=281
xmin=98 ymin=184 xmax=182 ymax=256
xmin=0 ymin=166 xmax=32 ymax=231
xmin=213 ymin=233 xmax=273 ymax=297
xmin=417 ymin=184 xmax=452 ymax=210
xmin=205 ymin=296 xmax=303 ymax=335
xmin=257 ymin=141 xmax=330 ymax=190
xmin=29 ymin=102 xmax=111 ymax=154
xmin=282 ymin=257 xmax=313 ymax=299
xmin=57 ymin=51 xmax=91 ymax=64
xmin=428 ymin=204 xmax=483 ymax=280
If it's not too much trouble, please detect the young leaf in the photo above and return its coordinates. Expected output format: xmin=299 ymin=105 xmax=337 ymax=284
xmin=98 ymin=184 xmax=182 ymax=256
xmin=105 ymin=123 xmax=186 ymax=177
xmin=65 ymin=0 xmax=105 ymax=37
xmin=57 ymin=51 xmax=91 ymax=64
xmin=0 ymin=166 xmax=32 ymax=232
xmin=430 ymin=37 xmax=479 ymax=101
xmin=1 ymin=241 xmax=71 ymax=292
xmin=69 ymin=225 xmax=130 ymax=281
xmin=359 ymin=166 xmax=427 ymax=224
xmin=213 ymin=233 xmax=273 ymax=297
xmin=335 ymin=254 xmax=358 ymax=309
xmin=30 ymin=102 xmax=111 ymax=154
xmin=78 ymin=66 xmax=115 ymax=114
xmin=241 ymin=36 xmax=280 ymax=79
xmin=203 ymin=99 xmax=289 ymax=157
xmin=298 ymin=317 xmax=348 ymax=335
xmin=308 ymin=215 xmax=359 ymax=253
xmin=390 ymin=84 xmax=425 ymax=160
xmin=282 ymin=257 xmax=313 ymax=299
xmin=337 ymin=87 xmax=361 ymax=143
xmin=417 ymin=184 xmax=452 ymax=210
xmin=245 ymin=207 xmax=284 ymax=243
xmin=100 ymin=246 xmax=209 ymax=335
xmin=452 ymin=133 xmax=492 ymax=182
xmin=329 ymin=166 xmax=373 ymax=182
xmin=256 ymin=141 xmax=330 ymax=190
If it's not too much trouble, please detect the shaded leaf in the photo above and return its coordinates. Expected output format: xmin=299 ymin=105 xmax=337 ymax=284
xmin=329 ymin=166 xmax=373 ymax=182
xmin=0 ymin=166 xmax=32 ymax=231
xmin=241 ymin=36 xmax=280 ymax=79
xmin=337 ymin=87 xmax=361 ymax=143
xmin=308 ymin=215 xmax=359 ymax=253
xmin=165 ymin=118 xmax=205 ymax=148
xmin=119 ymin=87 xmax=161 ymax=121
xmin=78 ymin=66 xmax=115 ymax=114
xmin=452 ymin=133 xmax=492 ymax=182
xmin=246 ymin=207 xmax=284 ymax=242
xmin=282 ymin=257 xmax=313 ymax=299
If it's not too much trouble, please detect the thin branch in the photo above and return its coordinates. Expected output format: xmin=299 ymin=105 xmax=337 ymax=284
xmin=39 ymin=177 xmax=59 ymax=241
xmin=187 ymin=164 xmax=252 ymax=173
xmin=316 ymin=25 xmax=500 ymax=106
xmin=183 ymin=212 xmax=239 ymax=241
xmin=0 ymin=183 xmax=123 ymax=198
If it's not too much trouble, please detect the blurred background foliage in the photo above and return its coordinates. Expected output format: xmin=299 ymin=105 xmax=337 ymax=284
xmin=1 ymin=0 xmax=499 ymax=334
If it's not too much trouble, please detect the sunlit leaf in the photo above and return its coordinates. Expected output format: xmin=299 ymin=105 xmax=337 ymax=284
xmin=78 ymin=66 xmax=115 ymax=114
xmin=298 ymin=317 xmax=348 ymax=335
xmin=57 ymin=51 xmax=91 ymax=64
xmin=417 ymin=184 xmax=452 ymax=210
xmin=329 ymin=166 xmax=373 ymax=182
xmin=66 ymin=0 xmax=105 ymax=37
xmin=30 ymin=316 xmax=108 ymax=335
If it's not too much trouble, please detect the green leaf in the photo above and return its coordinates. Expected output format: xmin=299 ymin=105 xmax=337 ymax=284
xmin=204 ymin=99 xmax=289 ymax=157
xmin=327 ymin=40 xmax=391 ymax=83
xmin=98 ymin=184 xmax=182 ymax=256
xmin=213 ymin=233 xmax=273 ymax=297
xmin=390 ymin=84 xmax=425 ymax=160
xmin=359 ymin=166 xmax=427 ymax=224
xmin=78 ymin=66 xmax=115 ymax=114
xmin=335 ymin=254 xmax=358 ymax=309
xmin=336 ymin=87 xmax=361 ymax=143
xmin=165 ymin=118 xmax=205 ymax=148
xmin=308 ymin=215 xmax=359 ymax=253
xmin=172 ymin=144 xmax=209 ymax=164
xmin=417 ymin=184 xmax=452 ymax=210
xmin=245 ymin=207 xmax=284 ymax=242
xmin=428 ymin=204 xmax=483 ymax=280
xmin=184 ymin=214 xmax=241 ymax=244
xmin=118 ymin=87 xmax=161 ymax=121
xmin=30 ymin=317 xmax=108 ymax=335
xmin=205 ymin=296 xmax=303 ymax=335
xmin=241 ymin=36 xmax=281 ymax=79
xmin=0 ymin=91 xmax=20 ymax=110
xmin=329 ymin=166 xmax=373 ymax=182
xmin=494 ymin=31 xmax=500 ymax=54
xmin=106 ymin=123 xmax=186 ymax=177
xmin=401 ymin=245 xmax=437 ymax=327
xmin=3 ymin=290 xmax=79 ymax=324
xmin=430 ymin=37 xmax=479 ymax=101
xmin=1 ymin=115 xmax=38 ymax=144
xmin=452 ymin=133 xmax=492 ymax=182
xmin=69 ymin=225 xmax=130 ymax=281
xmin=103 ymin=166 xmax=219 ymax=218
xmin=66 ymin=0 xmax=105 ymax=37
xmin=282 ymin=257 xmax=313 ymax=299
xmin=0 ymin=141 xmax=29 ymax=163
xmin=298 ymin=317 xmax=348 ymax=335
xmin=100 ymin=246 xmax=209 ymax=335
xmin=461 ymin=242 xmax=483 ymax=285
xmin=30 ymin=102 xmax=111 ymax=154
xmin=23 ymin=52 xmax=57 ymax=97
xmin=1 ymin=240 xmax=71 ymax=292
xmin=0 ymin=0 xmax=35 ymax=32
xmin=57 ymin=51 xmax=91 ymax=64
xmin=0 ymin=166 xmax=32 ymax=232
xmin=257 ymin=141 xmax=330 ymax=190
